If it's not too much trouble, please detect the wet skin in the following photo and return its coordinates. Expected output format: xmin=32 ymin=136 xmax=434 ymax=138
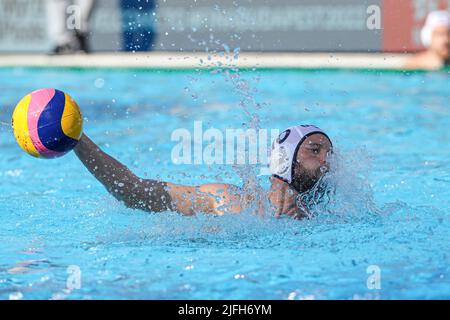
xmin=404 ymin=25 xmax=450 ymax=70
xmin=75 ymin=133 xmax=332 ymax=218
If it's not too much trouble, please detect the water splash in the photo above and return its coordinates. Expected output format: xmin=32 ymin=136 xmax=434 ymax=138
xmin=300 ymin=147 xmax=395 ymax=224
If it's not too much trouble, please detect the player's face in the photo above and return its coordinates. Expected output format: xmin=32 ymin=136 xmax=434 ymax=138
xmin=292 ymin=133 xmax=332 ymax=191
xmin=431 ymin=25 xmax=450 ymax=59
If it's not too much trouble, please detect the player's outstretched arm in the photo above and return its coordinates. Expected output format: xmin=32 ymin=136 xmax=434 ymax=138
xmin=74 ymin=134 xmax=241 ymax=215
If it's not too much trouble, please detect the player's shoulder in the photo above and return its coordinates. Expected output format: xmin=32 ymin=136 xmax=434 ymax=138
xmin=198 ymin=183 xmax=241 ymax=197
xmin=403 ymin=52 xmax=440 ymax=70
xmin=198 ymin=183 xmax=243 ymax=215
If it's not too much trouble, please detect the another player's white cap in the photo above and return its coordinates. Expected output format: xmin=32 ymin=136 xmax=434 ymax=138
xmin=421 ymin=10 xmax=450 ymax=48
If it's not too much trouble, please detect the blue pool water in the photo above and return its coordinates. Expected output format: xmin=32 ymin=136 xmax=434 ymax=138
xmin=0 ymin=67 xmax=449 ymax=299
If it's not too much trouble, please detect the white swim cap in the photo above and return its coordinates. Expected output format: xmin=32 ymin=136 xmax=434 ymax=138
xmin=269 ymin=125 xmax=331 ymax=184
xmin=421 ymin=10 xmax=450 ymax=48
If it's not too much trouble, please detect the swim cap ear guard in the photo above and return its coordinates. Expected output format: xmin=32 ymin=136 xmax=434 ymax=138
xmin=269 ymin=125 xmax=331 ymax=185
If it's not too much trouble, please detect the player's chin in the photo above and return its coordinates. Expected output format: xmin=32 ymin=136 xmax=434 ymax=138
xmin=305 ymin=172 xmax=321 ymax=186
xmin=313 ymin=166 xmax=328 ymax=179
xmin=444 ymin=50 xmax=450 ymax=59
xmin=438 ymin=46 xmax=449 ymax=58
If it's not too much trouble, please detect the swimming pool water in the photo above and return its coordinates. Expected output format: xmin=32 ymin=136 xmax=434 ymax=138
xmin=0 ymin=67 xmax=449 ymax=299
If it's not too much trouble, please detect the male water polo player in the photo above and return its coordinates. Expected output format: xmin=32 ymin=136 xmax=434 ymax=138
xmin=74 ymin=125 xmax=332 ymax=219
xmin=404 ymin=10 xmax=450 ymax=70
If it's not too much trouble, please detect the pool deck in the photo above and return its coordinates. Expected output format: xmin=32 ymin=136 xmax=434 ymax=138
xmin=0 ymin=52 xmax=412 ymax=69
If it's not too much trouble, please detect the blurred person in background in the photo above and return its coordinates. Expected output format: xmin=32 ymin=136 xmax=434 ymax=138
xmin=47 ymin=0 xmax=97 ymax=54
xmin=404 ymin=10 xmax=450 ymax=70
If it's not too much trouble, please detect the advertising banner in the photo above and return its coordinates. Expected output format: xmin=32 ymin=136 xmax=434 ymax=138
xmin=0 ymin=0 xmax=448 ymax=53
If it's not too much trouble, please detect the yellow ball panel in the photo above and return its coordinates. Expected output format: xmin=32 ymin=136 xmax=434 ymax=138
xmin=61 ymin=93 xmax=83 ymax=140
xmin=12 ymin=94 xmax=40 ymax=158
